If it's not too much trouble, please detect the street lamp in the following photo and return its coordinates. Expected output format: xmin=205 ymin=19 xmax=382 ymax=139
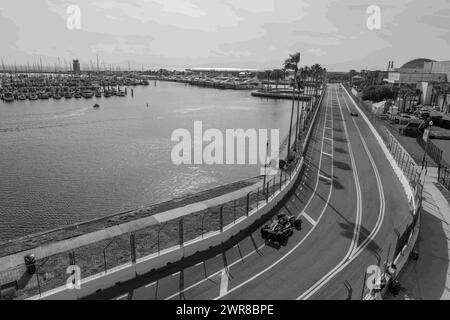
xmin=263 ymin=139 xmax=269 ymax=194
xmin=421 ymin=120 xmax=433 ymax=173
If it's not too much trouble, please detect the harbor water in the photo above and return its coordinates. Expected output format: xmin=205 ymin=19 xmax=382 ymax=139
xmin=0 ymin=81 xmax=294 ymax=241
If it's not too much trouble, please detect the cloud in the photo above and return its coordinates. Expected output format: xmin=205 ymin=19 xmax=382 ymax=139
xmin=307 ymin=48 xmax=327 ymax=57
xmin=0 ymin=0 xmax=448 ymax=70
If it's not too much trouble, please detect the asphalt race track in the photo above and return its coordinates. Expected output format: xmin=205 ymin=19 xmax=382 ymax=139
xmin=88 ymin=84 xmax=412 ymax=300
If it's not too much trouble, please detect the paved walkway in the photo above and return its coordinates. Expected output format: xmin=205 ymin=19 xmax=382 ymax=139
xmin=386 ymin=168 xmax=450 ymax=300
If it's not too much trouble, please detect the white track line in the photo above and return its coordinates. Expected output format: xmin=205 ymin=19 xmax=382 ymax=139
xmin=297 ymin=84 xmax=363 ymax=300
xmin=341 ymin=86 xmax=386 ymax=258
xmin=318 ymin=174 xmax=332 ymax=181
xmin=297 ymin=84 xmax=386 ymax=300
xmin=301 ymin=211 xmax=317 ymax=226
xmin=212 ymin=86 xmax=336 ymax=300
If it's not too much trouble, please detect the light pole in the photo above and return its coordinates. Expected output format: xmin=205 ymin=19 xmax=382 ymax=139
xmin=420 ymin=120 xmax=433 ymax=175
xmin=263 ymin=139 xmax=269 ymax=194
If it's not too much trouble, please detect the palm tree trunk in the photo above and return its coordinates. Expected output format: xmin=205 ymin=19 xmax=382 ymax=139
xmin=287 ymin=71 xmax=297 ymax=159
xmin=294 ymin=92 xmax=300 ymax=151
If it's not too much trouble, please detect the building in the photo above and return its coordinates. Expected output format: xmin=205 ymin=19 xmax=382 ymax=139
xmin=423 ymin=60 xmax=450 ymax=83
xmin=385 ymin=58 xmax=447 ymax=84
xmin=72 ymin=60 xmax=80 ymax=73
xmin=186 ymin=67 xmax=264 ymax=77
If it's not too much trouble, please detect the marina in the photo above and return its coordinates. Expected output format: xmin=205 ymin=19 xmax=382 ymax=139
xmin=0 ymin=73 xmax=150 ymax=102
xmin=0 ymin=81 xmax=295 ymax=241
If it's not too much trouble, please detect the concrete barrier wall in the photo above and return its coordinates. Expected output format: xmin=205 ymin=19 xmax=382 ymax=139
xmin=30 ymin=89 xmax=325 ymax=300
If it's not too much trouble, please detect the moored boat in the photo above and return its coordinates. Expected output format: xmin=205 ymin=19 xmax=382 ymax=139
xmin=82 ymin=90 xmax=94 ymax=98
xmin=64 ymin=92 xmax=73 ymax=99
xmin=3 ymin=92 xmax=14 ymax=102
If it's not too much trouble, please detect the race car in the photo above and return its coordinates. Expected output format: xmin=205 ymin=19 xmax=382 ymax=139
xmin=350 ymin=111 xmax=358 ymax=117
xmin=261 ymin=213 xmax=302 ymax=246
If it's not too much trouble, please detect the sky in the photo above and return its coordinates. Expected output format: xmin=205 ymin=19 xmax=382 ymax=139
xmin=0 ymin=0 xmax=449 ymax=71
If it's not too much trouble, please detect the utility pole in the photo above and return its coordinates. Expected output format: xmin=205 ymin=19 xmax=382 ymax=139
xmin=263 ymin=139 xmax=269 ymax=194
xmin=420 ymin=120 xmax=433 ymax=177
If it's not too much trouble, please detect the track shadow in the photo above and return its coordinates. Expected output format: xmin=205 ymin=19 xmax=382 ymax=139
xmin=333 ymin=137 xmax=347 ymax=143
xmin=321 ymin=175 xmax=345 ymax=190
xmin=334 ymin=160 xmax=352 ymax=171
xmin=338 ymin=222 xmax=381 ymax=255
xmin=334 ymin=147 xmax=347 ymax=154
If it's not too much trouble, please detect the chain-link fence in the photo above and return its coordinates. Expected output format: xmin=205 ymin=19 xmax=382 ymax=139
xmin=380 ymin=128 xmax=423 ymax=277
xmin=438 ymin=164 xmax=450 ymax=192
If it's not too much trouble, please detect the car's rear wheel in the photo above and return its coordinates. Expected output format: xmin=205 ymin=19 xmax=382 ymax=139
xmin=261 ymin=226 xmax=270 ymax=239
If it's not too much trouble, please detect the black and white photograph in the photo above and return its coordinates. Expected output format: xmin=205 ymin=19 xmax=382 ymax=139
xmin=1 ymin=0 xmax=450 ymax=308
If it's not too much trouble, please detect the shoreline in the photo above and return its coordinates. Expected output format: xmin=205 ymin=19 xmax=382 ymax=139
xmin=0 ymin=176 xmax=262 ymax=258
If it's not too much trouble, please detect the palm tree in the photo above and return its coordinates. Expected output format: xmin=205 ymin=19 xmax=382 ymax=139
xmin=294 ymin=69 xmax=303 ymax=151
xmin=311 ymin=64 xmax=322 ymax=96
xmin=283 ymin=52 xmax=301 ymax=160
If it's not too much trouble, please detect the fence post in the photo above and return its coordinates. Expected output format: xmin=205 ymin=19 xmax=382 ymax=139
xmin=103 ymin=250 xmax=107 ymax=273
xmin=130 ymin=233 xmax=136 ymax=264
xmin=273 ymin=177 xmax=276 ymax=196
xmin=201 ymin=212 xmax=207 ymax=238
xmin=266 ymin=182 xmax=270 ymax=203
xmin=257 ymin=187 xmax=260 ymax=209
xmin=280 ymin=171 xmax=283 ymax=191
xmin=246 ymin=192 xmax=250 ymax=216
xmin=361 ymin=271 xmax=367 ymax=300
xmin=179 ymin=219 xmax=184 ymax=246
xmin=157 ymin=223 xmax=167 ymax=254
xmin=233 ymin=199 xmax=236 ymax=223
xmin=69 ymin=251 xmax=76 ymax=266
xmin=219 ymin=206 xmax=224 ymax=232
xmin=36 ymin=264 xmax=42 ymax=296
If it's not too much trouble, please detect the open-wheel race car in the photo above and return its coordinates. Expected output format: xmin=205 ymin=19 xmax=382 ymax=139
xmin=261 ymin=213 xmax=302 ymax=247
